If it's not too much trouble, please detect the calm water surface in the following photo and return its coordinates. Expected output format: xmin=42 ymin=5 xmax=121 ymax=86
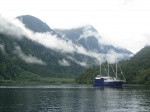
xmin=0 ymin=84 xmax=150 ymax=112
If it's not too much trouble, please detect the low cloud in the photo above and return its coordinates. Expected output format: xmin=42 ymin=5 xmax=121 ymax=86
xmin=78 ymin=25 xmax=101 ymax=41
xmin=0 ymin=15 xmax=27 ymax=38
xmin=28 ymin=32 xmax=76 ymax=53
xmin=67 ymin=56 xmax=88 ymax=67
xmin=106 ymin=49 xmax=130 ymax=63
xmin=13 ymin=19 xmax=106 ymax=62
xmin=0 ymin=44 xmax=5 ymax=53
xmin=0 ymin=16 xmax=131 ymax=66
xmin=14 ymin=46 xmax=46 ymax=65
xmin=58 ymin=59 xmax=70 ymax=66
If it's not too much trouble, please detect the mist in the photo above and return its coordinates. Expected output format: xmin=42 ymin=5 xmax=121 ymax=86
xmin=78 ymin=25 xmax=101 ymax=41
xmin=58 ymin=59 xmax=70 ymax=66
xmin=0 ymin=15 xmax=27 ymax=38
xmin=14 ymin=46 xmax=46 ymax=65
xmin=0 ymin=44 xmax=5 ymax=53
xmin=0 ymin=15 xmax=132 ymax=65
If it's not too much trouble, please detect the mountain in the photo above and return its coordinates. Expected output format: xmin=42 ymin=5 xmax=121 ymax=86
xmin=0 ymin=15 xmax=133 ymax=82
xmin=17 ymin=15 xmax=53 ymax=33
xmin=17 ymin=15 xmax=133 ymax=57
xmin=0 ymin=33 xmax=84 ymax=81
xmin=122 ymin=45 xmax=150 ymax=84
xmin=17 ymin=15 xmax=133 ymax=64
xmin=55 ymin=25 xmax=132 ymax=55
xmin=75 ymin=45 xmax=150 ymax=84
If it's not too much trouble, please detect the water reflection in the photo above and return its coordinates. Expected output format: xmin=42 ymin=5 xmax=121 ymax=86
xmin=0 ymin=84 xmax=149 ymax=112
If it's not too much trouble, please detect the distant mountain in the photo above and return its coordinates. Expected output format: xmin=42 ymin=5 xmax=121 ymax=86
xmin=17 ymin=15 xmax=53 ymax=33
xmin=55 ymin=25 xmax=132 ymax=55
xmin=17 ymin=15 xmax=133 ymax=56
xmin=17 ymin=15 xmax=133 ymax=63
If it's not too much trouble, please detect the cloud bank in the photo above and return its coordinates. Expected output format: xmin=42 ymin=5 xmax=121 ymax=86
xmin=1 ymin=0 xmax=150 ymax=54
xmin=0 ymin=15 xmax=132 ymax=66
xmin=0 ymin=15 xmax=27 ymax=38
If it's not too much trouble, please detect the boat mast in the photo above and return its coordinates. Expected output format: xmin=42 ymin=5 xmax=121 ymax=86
xmin=100 ymin=61 xmax=101 ymax=76
xmin=108 ymin=62 xmax=109 ymax=77
xmin=116 ymin=60 xmax=118 ymax=78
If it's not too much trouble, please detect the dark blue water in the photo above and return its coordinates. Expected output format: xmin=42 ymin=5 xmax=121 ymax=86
xmin=0 ymin=84 xmax=150 ymax=112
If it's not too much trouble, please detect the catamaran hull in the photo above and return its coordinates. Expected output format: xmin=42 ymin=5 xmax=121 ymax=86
xmin=93 ymin=79 xmax=123 ymax=87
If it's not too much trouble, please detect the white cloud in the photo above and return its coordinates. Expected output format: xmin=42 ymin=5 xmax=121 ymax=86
xmin=67 ymin=56 xmax=88 ymax=67
xmin=0 ymin=15 xmax=132 ymax=66
xmin=0 ymin=15 xmax=27 ymax=38
xmin=14 ymin=46 xmax=46 ymax=65
xmin=29 ymin=32 xmax=76 ymax=53
xmin=106 ymin=49 xmax=130 ymax=63
xmin=58 ymin=59 xmax=70 ymax=66
xmin=78 ymin=25 xmax=101 ymax=41
xmin=1 ymin=0 xmax=150 ymax=53
xmin=0 ymin=44 xmax=5 ymax=53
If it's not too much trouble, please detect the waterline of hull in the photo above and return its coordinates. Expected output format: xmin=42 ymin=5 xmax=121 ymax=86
xmin=93 ymin=81 xmax=123 ymax=87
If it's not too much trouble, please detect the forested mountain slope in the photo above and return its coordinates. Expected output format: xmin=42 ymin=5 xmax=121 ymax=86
xmin=76 ymin=46 xmax=150 ymax=84
xmin=0 ymin=15 xmax=134 ymax=82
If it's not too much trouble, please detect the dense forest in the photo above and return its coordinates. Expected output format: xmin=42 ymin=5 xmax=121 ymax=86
xmin=0 ymin=33 xmax=82 ymax=83
xmin=75 ymin=46 xmax=150 ymax=84
xmin=1 ymin=31 xmax=150 ymax=84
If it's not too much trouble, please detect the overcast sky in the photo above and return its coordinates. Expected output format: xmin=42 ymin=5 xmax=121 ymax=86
xmin=1 ymin=0 xmax=150 ymax=53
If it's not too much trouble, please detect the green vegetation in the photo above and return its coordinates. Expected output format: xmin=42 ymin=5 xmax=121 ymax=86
xmin=15 ymin=71 xmax=75 ymax=83
xmin=76 ymin=46 xmax=150 ymax=85
xmin=0 ymin=77 xmax=75 ymax=84
xmin=0 ymin=15 xmax=150 ymax=84
xmin=0 ymin=33 xmax=83 ymax=82
xmin=75 ymin=66 xmax=99 ymax=84
xmin=1 ymin=30 xmax=150 ymax=84
xmin=0 ymin=48 xmax=74 ymax=84
xmin=0 ymin=33 xmax=78 ymax=83
xmin=1 ymin=31 xmax=150 ymax=84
